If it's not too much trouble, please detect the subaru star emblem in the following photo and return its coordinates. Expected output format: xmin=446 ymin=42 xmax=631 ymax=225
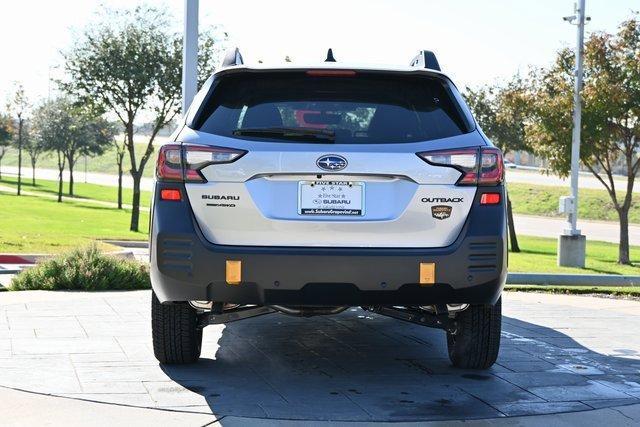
xmin=316 ymin=155 xmax=347 ymax=171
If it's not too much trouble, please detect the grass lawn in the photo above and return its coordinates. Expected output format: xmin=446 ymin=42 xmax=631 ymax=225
xmin=506 ymin=285 xmax=640 ymax=298
xmin=0 ymin=176 xmax=153 ymax=208
xmin=0 ymin=137 xmax=164 ymax=178
xmin=0 ymin=193 xmax=148 ymax=253
xmin=508 ymin=182 xmax=640 ymax=223
xmin=509 ymin=235 xmax=640 ymax=275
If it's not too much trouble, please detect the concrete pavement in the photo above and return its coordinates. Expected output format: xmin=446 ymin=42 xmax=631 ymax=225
xmin=1 ymin=290 xmax=639 ymax=423
xmin=1 ymin=386 xmax=638 ymax=427
xmin=0 ymin=386 xmax=220 ymax=427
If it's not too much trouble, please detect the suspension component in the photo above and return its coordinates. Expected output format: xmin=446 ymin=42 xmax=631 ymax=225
xmin=363 ymin=306 xmax=458 ymax=334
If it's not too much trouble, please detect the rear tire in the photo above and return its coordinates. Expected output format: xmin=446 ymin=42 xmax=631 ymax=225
xmin=447 ymin=297 xmax=501 ymax=369
xmin=151 ymin=291 xmax=202 ymax=364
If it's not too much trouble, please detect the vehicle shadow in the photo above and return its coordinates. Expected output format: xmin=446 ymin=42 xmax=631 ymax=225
xmin=160 ymin=308 xmax=640 ymax=422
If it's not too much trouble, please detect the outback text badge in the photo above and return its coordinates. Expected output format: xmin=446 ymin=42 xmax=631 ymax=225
xmin=431 ymin=205 xmax=452 ymax=220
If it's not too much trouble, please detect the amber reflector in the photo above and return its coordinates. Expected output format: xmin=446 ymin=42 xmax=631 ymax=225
xmin=419 ymin=263 xmax=435 ymax=286
xmin=226 ymin=260 xmax=242 ymax=285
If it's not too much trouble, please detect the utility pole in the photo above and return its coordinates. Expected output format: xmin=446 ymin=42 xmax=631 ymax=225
xmin=182 ymin=0 xmax=199 ymax=115
xmin=17 ymin=112 xmax=22 ymax=196
xmin=558 ymin=0 xmax=588 ymax=268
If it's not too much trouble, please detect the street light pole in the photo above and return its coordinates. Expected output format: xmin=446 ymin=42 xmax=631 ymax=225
xmin=182 ymin=0 xmax=199 ymax=116
xmin=568 ymin=0 xmax=586 ymax=236
xmin=558 ymin=0 xmax=587 ymax=267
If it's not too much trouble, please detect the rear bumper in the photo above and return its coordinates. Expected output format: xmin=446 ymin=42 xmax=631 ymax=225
xmin=150 ymin=183 xmax=507 ymax=306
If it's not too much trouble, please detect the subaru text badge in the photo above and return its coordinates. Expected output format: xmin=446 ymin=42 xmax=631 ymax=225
xmin=316 ymin=155 xmax=347 ymax=171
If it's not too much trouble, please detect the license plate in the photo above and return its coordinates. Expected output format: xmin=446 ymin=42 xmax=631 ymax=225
xmin=298 ymin=181 xmax=364 ymax=216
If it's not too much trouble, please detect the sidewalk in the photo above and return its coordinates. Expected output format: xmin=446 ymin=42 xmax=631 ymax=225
xmin=1 ymin=166 xmax=154 ymax=191
xmin=0 ymin=386 xmax=219 ymax=427
xmin=1 ymin=386 xmax=638 ymax=426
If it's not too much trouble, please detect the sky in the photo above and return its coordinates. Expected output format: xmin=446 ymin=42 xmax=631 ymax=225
xmin=0 ymin=0 xmax=638 ymax=105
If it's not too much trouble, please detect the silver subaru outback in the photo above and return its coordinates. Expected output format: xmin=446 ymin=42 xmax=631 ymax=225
xmin=150 ymin=50 xmax=507 ymax=369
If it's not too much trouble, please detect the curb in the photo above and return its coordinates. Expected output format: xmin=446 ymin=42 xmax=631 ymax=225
xmin=0 ymin=255 xmax=36 ymax=264
xmin=0 ymin=250 xmax=135 ymax=267
xmin=508 ymin=272 xmax=640 ymax=287
xmin=100 ymin=240 xmax=149 ymax=248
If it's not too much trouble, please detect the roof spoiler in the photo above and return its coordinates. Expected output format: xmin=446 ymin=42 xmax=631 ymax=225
xmin=409 ymin=50 xmax=441 ymax=71
xmin=222 ymin=47 xmax=244 ymax=67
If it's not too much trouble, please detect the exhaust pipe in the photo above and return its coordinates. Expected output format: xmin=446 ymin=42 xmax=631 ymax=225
xmin=189 ymin=301 xmax=213 ymax=310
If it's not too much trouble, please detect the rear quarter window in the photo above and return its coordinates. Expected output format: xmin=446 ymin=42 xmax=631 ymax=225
xmin=195 ymin=71 xmax=474 ymax=144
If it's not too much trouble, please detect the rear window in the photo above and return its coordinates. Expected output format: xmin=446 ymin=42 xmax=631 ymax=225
xmin=195 ymin=71 xmax=474 ymax=143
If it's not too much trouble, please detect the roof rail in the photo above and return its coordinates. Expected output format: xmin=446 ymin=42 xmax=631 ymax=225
xmin=409 ymin=50 xmax=441 ymax=71
xmin=222 ymin=47 xmax=244 ymax=67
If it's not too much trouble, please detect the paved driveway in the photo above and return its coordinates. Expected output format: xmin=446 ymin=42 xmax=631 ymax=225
xmin=0 ymin=291 xmax=639 ymax=422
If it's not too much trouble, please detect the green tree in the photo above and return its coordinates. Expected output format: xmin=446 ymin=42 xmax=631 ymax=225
xmin=32 ymin=99 xmax=72 ymax=202
xmin=61 ymin=6 xmax=222 ymax=231
xmin=32 ymin=98 xmax=115 ymax=201
xmin=64 ymin=112 xmax=115 ymax=196
xmin=23 ymin=122 xmax=43 ymax=186
xmin=0 ymin=113 xmax=13 ymax=179
xmin=528 ymin=16 xmax=640 ymax=264
xmin=6 ymin=84 xmax=29 ymax=195
xmin=465 ymin=77 xmax=531 ymax=252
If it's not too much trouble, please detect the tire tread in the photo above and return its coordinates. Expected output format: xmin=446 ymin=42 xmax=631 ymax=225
xmin=152 ymin=292 xmax=202 ymax=364
xmin=447 ymin=297 xmax=501 ymax=369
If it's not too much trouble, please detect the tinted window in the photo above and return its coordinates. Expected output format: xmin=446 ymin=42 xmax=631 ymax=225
xmin=196 ymin=72 xmax=473 ymax=143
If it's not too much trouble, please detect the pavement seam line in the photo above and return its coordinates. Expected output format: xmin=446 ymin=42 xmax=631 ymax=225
xmin=0 ymin=384 xmax=219 ymax=416
xmin=611 ymin=406 xmax=635 ymax=421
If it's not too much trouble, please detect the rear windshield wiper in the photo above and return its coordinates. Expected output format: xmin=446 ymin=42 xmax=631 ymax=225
xmin=233 ymin=127 xmax=336 ymax=142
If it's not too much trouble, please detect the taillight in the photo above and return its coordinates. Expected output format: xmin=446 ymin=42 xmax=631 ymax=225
xmin=417 ymin=147 xmax=504 ymax=186
xmin=156 ymin=144 xmax=182 ymax=181
xmin=156 ymin=144 xmax=246 ymax=183
xmin=478 ymin=148 xmax=504 ymax=185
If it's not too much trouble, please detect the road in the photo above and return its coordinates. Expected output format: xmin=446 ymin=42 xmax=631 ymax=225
xmin=506 ymin=168 xmax=638 ymax=192
xmin=2 ymin=165 xmax=637 ymax=244
xmin=514 ymin=214 xmax=640 ymax=245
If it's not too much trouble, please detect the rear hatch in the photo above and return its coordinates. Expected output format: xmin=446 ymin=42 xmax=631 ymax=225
xmin=174 ymin=69 xmax=493 ymax=248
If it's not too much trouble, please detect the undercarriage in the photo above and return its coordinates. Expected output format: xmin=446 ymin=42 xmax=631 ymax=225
xmin=191 ymin=302 xmax=469 ymax=334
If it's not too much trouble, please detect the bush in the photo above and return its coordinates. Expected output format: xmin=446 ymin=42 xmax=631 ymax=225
xmin=10 ymin=245 xmax=150 ymax=291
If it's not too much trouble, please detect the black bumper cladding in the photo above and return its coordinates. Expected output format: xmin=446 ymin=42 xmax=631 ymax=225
xmin=150 ymin=183 xmax=507 ymax=306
